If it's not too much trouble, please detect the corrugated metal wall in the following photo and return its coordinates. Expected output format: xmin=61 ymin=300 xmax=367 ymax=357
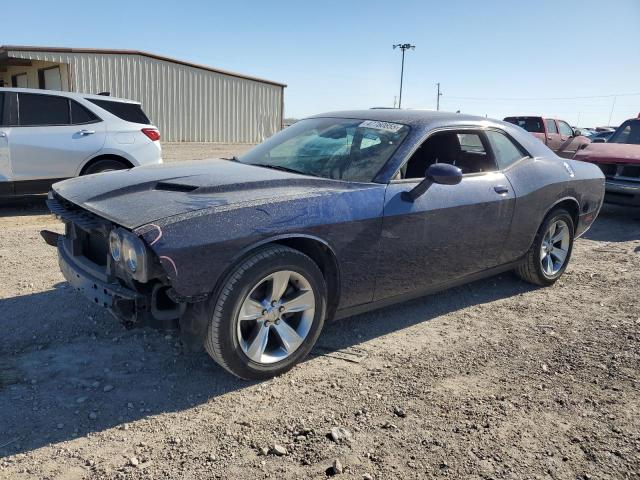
xmin=7 ymin=50 xmax=284 ymax=143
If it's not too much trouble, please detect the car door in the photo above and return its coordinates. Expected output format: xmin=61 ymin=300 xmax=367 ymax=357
xmin=9 ymin=92 xmax=105 ymax=181
xmin=544 ymin=119 xmax=562 ymax=152
xmin=556 ymin=120 xmax=582 ymax=158
xmin=374 ymin=129 xmax=516 ymax=301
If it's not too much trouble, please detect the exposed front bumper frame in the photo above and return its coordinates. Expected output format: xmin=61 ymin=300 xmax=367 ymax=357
xmin=58 ymin=237 xmax=145 ymax=322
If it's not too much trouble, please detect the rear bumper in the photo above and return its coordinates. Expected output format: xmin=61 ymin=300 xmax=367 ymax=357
xmin=604 ymin=180 xmax=640 ymax=207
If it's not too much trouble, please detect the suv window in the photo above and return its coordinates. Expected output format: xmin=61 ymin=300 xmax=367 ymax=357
xmin=18 ymin=93 xmax=70 ymax=126
xmin=0 ymin=93 xmax=5 ymax=127
xmin=87 ymin=99 xmax=150 ymax=124
xmin=558 ymin=121 xmax=573 ymax=137
xmin=486 ymin=130 xmax=527 ymax=169
xmin=545 ymin=119 xmax=558 ymax=134
xmin=70 ymin=100 xmax=99 ymax=124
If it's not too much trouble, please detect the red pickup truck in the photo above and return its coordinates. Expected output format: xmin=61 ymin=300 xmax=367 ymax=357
xmin=504 ymin=116 xmax=591 ymax=159
xmin=573 ymin=116 xmax=640 ymax=206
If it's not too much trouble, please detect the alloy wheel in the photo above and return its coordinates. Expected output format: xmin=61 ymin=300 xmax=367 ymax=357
xmin=236 ymin=270 xmax=316 ymax=364
xmin=540 ymin=219 xmax=570 ymax=277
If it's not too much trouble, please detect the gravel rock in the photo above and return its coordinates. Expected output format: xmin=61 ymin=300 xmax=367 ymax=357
xmin=393 ymin=406 xmax=407 ymax=418
xmin=327 ymin=458 xmax=343 ymax=476
xmin=329 ymin=426 xmax=353 ymax=443
xmin=103 ymin=385 xmax=114 ymax=392
xmin=270 ymin=444 xmax=287 ymax=456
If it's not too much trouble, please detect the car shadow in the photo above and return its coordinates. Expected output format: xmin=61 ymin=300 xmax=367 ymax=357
xmin=0 ymin=270 xmax=534 ymax=458
xmin=0 ymin=196 xmax=49 ymax=218
xmin=582 ymin=204 xmax=640 ymax=243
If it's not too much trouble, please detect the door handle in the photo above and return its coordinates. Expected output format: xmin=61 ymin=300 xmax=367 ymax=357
xmin=494 ymin=185 xmax=509 ymax=194
xmin=78 ymin=129 xmax=95 ymax=136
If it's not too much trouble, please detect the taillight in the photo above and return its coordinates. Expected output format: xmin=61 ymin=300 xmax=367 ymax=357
xmin=141 ymin=128 xmax=160 ymax=141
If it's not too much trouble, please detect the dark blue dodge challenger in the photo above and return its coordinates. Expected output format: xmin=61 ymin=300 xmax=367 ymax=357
xmin=43 ymin=110 xmax=605 ymax=379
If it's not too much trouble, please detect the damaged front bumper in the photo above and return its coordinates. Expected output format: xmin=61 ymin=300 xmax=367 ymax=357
xmin=57 ymin=234 xmax=147 ymax=323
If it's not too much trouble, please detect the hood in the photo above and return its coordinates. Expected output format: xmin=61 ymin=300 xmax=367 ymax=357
xmin=52 ymin=159 xmax=354 ymax=229
xmin=573 ymin=143 xmax=640 ymax=165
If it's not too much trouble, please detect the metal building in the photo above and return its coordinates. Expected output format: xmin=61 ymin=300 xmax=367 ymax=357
xmin=0 ymin=45 xmax=285 ymax=143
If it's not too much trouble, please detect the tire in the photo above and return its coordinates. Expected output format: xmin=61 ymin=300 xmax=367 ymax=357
xmin=205 ymin=245 xmax=327 ymax=380
xmin=516 ymin=208 xmax=575 ymax=286
xmin=83 ymin=158 xmax=130 ymax=175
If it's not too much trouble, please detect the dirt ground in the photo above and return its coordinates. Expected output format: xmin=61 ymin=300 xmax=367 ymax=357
xmin=0 ymin=144 xmax=639 ymax=480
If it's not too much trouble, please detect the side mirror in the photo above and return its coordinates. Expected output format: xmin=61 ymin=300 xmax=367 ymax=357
xmin=402 ymin=163 xmax=462 ymax=202
xmin=592 ymin=138 xmax=606 ymax=143
xmin=427 ymin=163 xmax=463 ymax=185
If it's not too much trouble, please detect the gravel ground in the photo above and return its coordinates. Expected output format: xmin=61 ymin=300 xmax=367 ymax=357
xmin=161 ymin=142 xmax=254 ymax=162
xmin=0 ymin=144 xmax=639 ymax=479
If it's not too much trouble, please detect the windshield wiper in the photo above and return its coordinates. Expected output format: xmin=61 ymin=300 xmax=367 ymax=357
xmin=257 ymin=164 xmax=318 ymax=177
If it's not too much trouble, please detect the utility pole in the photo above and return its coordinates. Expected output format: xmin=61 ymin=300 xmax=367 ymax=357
xmin=393 ymin=43 xmax=415 ymax=108
xmin=436 ymin=82 xmax=443 ymax=111
xmin=393 ymin=96 xmax=397 ymax=108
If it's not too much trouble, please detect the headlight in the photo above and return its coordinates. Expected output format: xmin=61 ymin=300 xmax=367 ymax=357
xmin=109 ymin=231 xmax=122 ymax=261
xmin=110 ymin=228 xmax=151 ymax=281
xmin=122 ymin=235 xmax=141 ymax=273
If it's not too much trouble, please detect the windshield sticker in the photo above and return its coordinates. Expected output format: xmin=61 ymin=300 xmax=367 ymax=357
xmin=359 ymin=120 xmax=404 ymax=133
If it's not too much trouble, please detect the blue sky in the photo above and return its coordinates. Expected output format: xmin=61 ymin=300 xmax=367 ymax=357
xmin=3 ymin=0 xmax=639 ymax=126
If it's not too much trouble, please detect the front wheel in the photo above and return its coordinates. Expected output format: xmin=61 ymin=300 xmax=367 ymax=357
xmin=205 ymin=245 xmax=327 ymax=380
xmin=516 ymin=208 xmax=575 ymax=286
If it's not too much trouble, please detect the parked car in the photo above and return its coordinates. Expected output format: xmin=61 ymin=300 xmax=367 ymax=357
xmin=0 ymin=88 xmax=162 ymax=197
xmin=573 ymin=127 xmax=597 ymax=138
xmin=573 ymin=116 xmax=640 ymax=206
xmin=590 ymin=130 xmax=614 ymax=142
xmin=503 ymin=115 xmax=591 ymax=158
xmin=42 ymin=110 xmax=605 ymax=379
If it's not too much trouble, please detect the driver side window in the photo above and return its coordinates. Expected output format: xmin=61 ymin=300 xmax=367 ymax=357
xmin=401 ymin=130 xmax=498 ymax=179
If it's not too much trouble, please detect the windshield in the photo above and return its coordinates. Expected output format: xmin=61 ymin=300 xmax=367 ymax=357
xmin=239 ymin=117 xmax=410 ymax=182
xmin=608 ymin=120 xmax=640 ymax=145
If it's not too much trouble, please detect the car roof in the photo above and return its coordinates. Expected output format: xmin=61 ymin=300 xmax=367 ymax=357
xmin=308 ymin=109 xmax=555 ymax=160
xmin=0 ymin=87 xmax=140 ymax=104
xmin=308 ymin=109 xmax=497 ymax=127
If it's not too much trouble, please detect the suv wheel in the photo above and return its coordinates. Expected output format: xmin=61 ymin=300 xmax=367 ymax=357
xmin=83 ymin=159 xmax=129 ymax=175
xmin=205 ymin=245 xmax=327 ymax=380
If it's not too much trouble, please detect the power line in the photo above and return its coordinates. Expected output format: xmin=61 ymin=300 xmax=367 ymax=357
xmin=444 ymin=92 xmax=640 ymax=101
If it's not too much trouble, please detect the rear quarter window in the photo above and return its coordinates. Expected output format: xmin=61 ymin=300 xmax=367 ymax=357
xmin=87 ymin=99 xmax=150 ymax=124
xmin=71 ymin=100 xmax=100 ymax=124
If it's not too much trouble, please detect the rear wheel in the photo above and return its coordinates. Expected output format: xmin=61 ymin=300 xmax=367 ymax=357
xmin=205 ymin=245 xmax=327 ymax=380
xmin=83 ymin=158 xmax=130 ymax=175
xmin=516 ymin=208 xmax=574 ymax=286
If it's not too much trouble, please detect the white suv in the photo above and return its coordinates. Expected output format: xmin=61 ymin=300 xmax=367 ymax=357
xmin=0 ymin=88 xmax=162 ymax=196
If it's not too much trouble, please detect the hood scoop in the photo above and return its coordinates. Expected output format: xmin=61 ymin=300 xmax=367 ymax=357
xmin=154 ymin=181 xmax=199 ymax=193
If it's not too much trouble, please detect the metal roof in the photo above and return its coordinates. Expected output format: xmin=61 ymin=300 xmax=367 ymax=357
xmin=0 ymin=45 xmax=286 ymax=88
